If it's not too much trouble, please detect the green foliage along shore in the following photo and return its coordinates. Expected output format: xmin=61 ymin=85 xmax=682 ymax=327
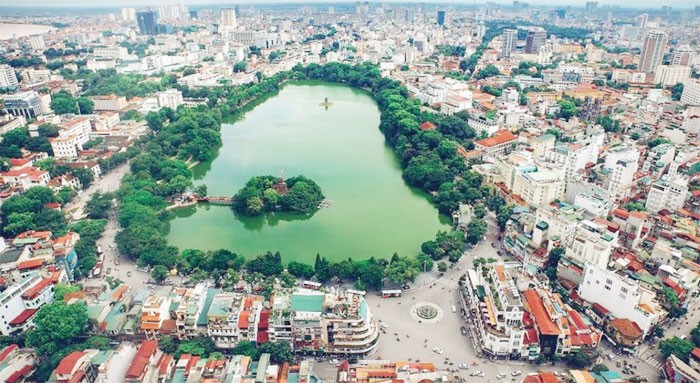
xmin=232 ymin=175 xmax=324 ymax=216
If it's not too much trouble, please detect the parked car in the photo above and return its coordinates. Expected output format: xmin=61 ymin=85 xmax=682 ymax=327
xmin=432 ymin=347 xmax=444 ymax=355
xmin=511 ymin=371 xmax=522 ymax=377
xmin=458 ymin=364 xmax=469 ymax=370
xmin=496 ymin=373 xmax=507 ymax=379
xmin=470 ymin=371 xmax=485 ymax=377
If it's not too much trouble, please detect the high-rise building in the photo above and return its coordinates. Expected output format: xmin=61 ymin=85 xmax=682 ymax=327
xmin=585 ymin=1 xmax=598 ymax=13
xmin=121 ymin=7 xmax=136 ymax=22
xmin=636 ymin=13 xmax=648 ymax=29
xmin=639 ymin=30 xmax=667 ymax=73
xmin=136 ymin=11 xmax=159 ymax=36
xmin=525 ymin=29 xmax=547 ymax=54
xmin=221 ymin=7 xmax=237 ymax=28
xmin=501 ymin=29 xmax=517 ymax=58
xmin=671 ymin=45 xmax=694 ymax=66
xmin=28 ymin=35 xmax=45 ymax=50
xmin=681 ymin=80 xmax=700 ymax=106
xmin=437 ymin=10 xmax=446 ymax=26
xmin=0 ymin=65 xmax=18 ymax=89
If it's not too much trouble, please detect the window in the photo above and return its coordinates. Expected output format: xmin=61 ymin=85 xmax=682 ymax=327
xmin=605 ymin=278 xmax=613 ymax=285
xmin=621 ymin=287 xmax=628 ymax=294
xmin=604 ymin=285 xmax=611 ymax=291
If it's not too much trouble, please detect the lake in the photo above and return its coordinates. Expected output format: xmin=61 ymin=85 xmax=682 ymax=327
xmin=0 ymin=23 xmax=55 ymax=40
xmin=166 ymin=83 xmax=449 ymax=264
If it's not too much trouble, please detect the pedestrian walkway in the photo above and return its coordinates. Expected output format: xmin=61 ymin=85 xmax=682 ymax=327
xmin=637 ymin=347 xmax=663 ymax=370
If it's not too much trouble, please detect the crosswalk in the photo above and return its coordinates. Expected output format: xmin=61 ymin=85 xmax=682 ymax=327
xmin=637 ymin=346 xmax=663 ymax=370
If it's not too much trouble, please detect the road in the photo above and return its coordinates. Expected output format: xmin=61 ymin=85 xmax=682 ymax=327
xmin=70 ymin=162 xmax=152 ymax=293
xmin=65 ymin=163 xmax=130 ymax=220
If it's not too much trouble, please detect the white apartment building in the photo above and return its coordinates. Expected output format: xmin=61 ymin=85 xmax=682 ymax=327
xmin=681 ymin=79 xmax=700 ymax=106
xmin=654 ymin=65 xmax=691 ymax=87
xmin=565 ymin=220 xmax=617 ymax=269
xmin=546 ymin=141 xmax=600 ymax=181
xmin=512 ymin=169 xmax=566 ymax=207
xmin=463 ymin=264 xmax=527 ymax=357
xmin=93 ymin=47 xmax=130 ymax=60
xmin=468 ymin=115 xmax=500 ymax=136
xmin=574 ymin=190 xmax=612 ymax=218
xmin=578 ymin=262 xmax=661 ymax=336
xmin=174 ymin=284 xmax=208 ymax=340
xmin=532 ymin=204 xmax=584 ymax=249
xmin=0 ymin=167 xmax=51 ymax=189
xmin=156 ymin=89 xmax=184 ymax=109
xmin=0 ymin=272 xmax=55 ymax=335
xmin=0 ymin=65 xmax=18 ymax=88
xmin=3 ymin=91 xmax=48 ymax=119
xmin=611 ymin=70 xmax=646 ymax=83
xmin=140 ymin=295 xmax=171 ymax=339
xmin=605 ymin=159 xmax=638 ymax=200
xmin=90 ymin=95 xmax=128 ymax=111
xmin=645 ymin=176 xmax=689 ymax=213
xmin=50 ymin=117 xmax=92 ymax=159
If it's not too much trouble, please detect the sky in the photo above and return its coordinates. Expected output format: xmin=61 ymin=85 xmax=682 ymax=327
xmin=4 ymin=0 xmax=699 ymax=9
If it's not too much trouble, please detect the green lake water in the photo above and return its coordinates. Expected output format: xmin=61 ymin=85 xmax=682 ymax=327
xmin=166 ymin=83 xmax=449 ymax=264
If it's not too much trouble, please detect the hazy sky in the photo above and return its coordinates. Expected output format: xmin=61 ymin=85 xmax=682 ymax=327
xmin=5 ymin=0 xmax=700 ymax=8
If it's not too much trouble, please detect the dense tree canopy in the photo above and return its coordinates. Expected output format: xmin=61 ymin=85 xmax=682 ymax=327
xmin=232 ymin=175 xmax=324 ymax=216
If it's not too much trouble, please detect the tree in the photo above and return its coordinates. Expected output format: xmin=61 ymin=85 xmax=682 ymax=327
xmin=474 ymin=64 xmax=501 ymax=79
xmin=466 ymin=219 xmax=487 ymax=245
xmin=77 ymin=97 xmax=94 ymax=114
xmin=151 ymin=265 xmax=169 ymax=283
xmin=50 ymin=90 xmax=79 ymax=114
xmin=557 ymin=100 xmax=579 ymax=121
xmin=437 ymin=261 xmax=448 ymax=272
xmin=246 ymin=251 xmax=283 ymax=276
xmin=258 ymin=342 xmax=294 ymax=364
xmin=54 ymin=283 xmax=82 ymax=301
xmin=384 ymin=254 xmax=420 ymax=285
xmin=659 ymin=337 xmax=695 ymax=362
xmin=233 ymin=61 xmax=247 ymax=73
xmin=26 ymin=302 xmax=88 ymax=356
xmin=287 ymin=261 xmax=314 ymax=279
xmin=85 ymin=192 xmax=113 ymax=219
xmin=158 ymin=336 xmax=178 ymax=354
xmin=175 ymin=336 xmax=216 ymax=358
xmin=671 ymin=83 xmax=684 ymax=101
xmin=565 ymin=351 xmax=593 ymax=368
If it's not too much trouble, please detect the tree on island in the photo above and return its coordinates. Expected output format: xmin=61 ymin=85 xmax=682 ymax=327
xmin=232 ymin=175 xmax=324 ymax=216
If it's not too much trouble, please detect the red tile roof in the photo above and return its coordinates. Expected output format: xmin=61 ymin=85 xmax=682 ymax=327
xmin=691 ymin=347 xmax=700 ymax=361
xmin=17 ymin=258 xmax=43 ymax=270
xmin=475 ymin=130 xmax=517 ymax=148
xmin=6 ymin=364 xmax=33 ymax=383
xmin=126 ymin=340 xmax=157 ymax=379
xmin=55 ymin=351 xmax=86 ymax=375
xmin=9 ymin=308 xmax=38 ymax=326
xmin=0 ymin=344 xmax=18 ymax=363
xmin=419 ymin=122 xmax=436 ymax=131
xmin=21 ymin=277 xmax=52 ymax=300
xmin=523 ymin=290 xmax=560 ymax=336
xmin=610 ymin=318 xmax=643 ymax=339
xmin=238 ymin=310 xmax=250 ymax=329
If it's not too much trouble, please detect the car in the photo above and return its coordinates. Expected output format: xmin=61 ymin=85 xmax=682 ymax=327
xmin=329 ymin=359 xmax=339 ymax=365
xmin=460 ymin=326 xmax=467 ymax=336
xmin=496 ymin=373 xmax=507 ymax=379
xmin=451 ymin=305 xmax=457 ymax=313
xmin=458 ymin=364 xmax=469 ymax=370
xmin=470 ymin=370 xmax=485 ymax=377
xmin=127 ymin=271 xmax=132 ymax=277
xmin=432 ymin=347 xmax=443 ymax=355
xmin=511 ymin=371 xmax=522 ymax=377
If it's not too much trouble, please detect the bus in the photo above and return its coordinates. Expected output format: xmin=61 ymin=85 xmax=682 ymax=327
xmin=381 ymin=290 xmax=402 ymax=298
xmin=302 ymin=281 xmax=322 ymax=290
xmin=346 ymin=289 xmax=366 ymax=296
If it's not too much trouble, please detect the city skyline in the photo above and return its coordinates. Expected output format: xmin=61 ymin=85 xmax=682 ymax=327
xmin=3 ymin=0 xmax=700 ymax=9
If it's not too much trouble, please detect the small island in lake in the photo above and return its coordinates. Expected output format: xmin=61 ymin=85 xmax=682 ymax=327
xmin=232 ymin=175 xmax=325 ymax=216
